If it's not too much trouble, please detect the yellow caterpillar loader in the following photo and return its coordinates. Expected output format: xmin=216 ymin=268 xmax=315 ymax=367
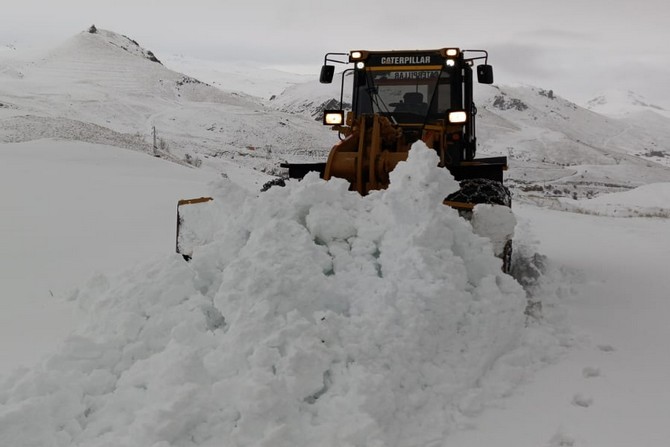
xmin=177 ymin=48 xmax=513 ymax=270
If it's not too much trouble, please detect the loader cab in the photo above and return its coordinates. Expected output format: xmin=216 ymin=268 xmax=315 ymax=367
xmin=321 ymin=48 xmax=494 ymax=163
xmin=350 ymin=50 xmax=458 ymax=125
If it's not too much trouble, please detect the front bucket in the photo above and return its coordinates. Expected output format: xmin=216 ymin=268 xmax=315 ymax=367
xmin=176 ymin=197 xmax=214 ymax=260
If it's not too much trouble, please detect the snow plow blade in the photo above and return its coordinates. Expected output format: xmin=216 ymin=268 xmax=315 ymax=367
xmin=176 ymin=197 xmax=213 ymax=260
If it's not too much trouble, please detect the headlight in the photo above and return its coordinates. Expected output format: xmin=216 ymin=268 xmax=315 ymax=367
xmin=440 ymin=48 xmax=460 ymax=58
xmin=349 ymin=50 xmax=368 ymax=62
xmin=448 ymin=111 xmax=467 ymax=123
xmin=323 ymin=110 xmax=344 ymax=125
xmin=446 ymin=59 xmax=455 ymax=67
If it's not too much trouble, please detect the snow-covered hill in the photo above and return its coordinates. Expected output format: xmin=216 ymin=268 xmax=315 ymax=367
xmin=3 ymin=30 xmax=669 ymax=194
xmin=270 ymin=76 xmax=670 ymax=200
xmin=160 ymin=54 xmax=314 ymax=100
xmin=586 ymin=89 xmax=669 ymax=118
xmin=474 ymin=84 xmax=670 ymax=199
xmin=0 ymin=28 xmax=334 ymax=175
xmin=269 ymin=71 xmax=352 ymax=119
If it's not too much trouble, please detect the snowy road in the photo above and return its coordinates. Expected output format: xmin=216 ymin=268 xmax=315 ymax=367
xmin=449 ymin=204 xmax=670 ymax=446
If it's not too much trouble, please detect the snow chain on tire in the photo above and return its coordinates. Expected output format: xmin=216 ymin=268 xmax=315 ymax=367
xmin=445 ymin=178 xmax=511 ymax=207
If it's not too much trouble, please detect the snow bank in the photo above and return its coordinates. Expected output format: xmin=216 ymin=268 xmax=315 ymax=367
xmin=0 ymin=143 xmax=529 ymax=447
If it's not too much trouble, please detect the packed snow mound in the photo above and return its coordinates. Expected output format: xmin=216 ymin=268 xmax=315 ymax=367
xmin=0 ymin=143 xmax=529 ymax=447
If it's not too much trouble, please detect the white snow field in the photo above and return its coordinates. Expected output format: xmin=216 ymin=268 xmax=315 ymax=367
xmin=2 ymin=28 xmax=670 ymax=447
xmin=0 ymin=139 xmax=216 ymax=378
xmin=450 ymin=203 xmax=670 ymax=447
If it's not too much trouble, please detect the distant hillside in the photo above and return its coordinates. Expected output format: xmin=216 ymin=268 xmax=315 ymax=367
xmin=2 ymin=30 xmax=669 ymax=199
xmin=270 ymin=77 xmax=670 ymax=200
xmin=160 ymin=54 xmax=315 ymax=100
xmin=269 ymin=71 xmax=351 ymax=120
xmin=472 ymin=84 xmax=670 ymax=198
xmin=0 ymin=28 xmax=333 ymax=174
xmin=586 ymin=90 xmax=669 ymax=117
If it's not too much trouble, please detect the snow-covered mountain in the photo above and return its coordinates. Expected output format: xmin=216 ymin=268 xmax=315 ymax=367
xmin=270 ymin=76 xmax=670 ymax=201
xmin=160 ymin=54 xmax=315 ymax=100
xmin=3 ymin=29 xmax=669 ymax=197
xmin=0 ymin=28 xmax=334 ymax=177
xmin=474 ymin=84 xmax=670 ymax=201
xmin=269 ymin=71 xmax=352 ymax=119
xmin=586 ymin=89 xmax=669 ymax=117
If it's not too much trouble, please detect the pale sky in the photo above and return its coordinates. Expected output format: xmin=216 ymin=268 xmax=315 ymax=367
xmin=2 ymin=0 xmax=670 ymax=107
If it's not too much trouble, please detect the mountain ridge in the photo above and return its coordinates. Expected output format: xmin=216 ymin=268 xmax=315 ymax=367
xmin=1 ymin=28 xmax=669 ymax=200
xmin=0 ymin=28 xmax=332 ymax=175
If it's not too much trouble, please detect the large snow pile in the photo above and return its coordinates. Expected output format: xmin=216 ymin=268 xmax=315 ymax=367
xmin=0 ymin=143 xmax=533 ymax=447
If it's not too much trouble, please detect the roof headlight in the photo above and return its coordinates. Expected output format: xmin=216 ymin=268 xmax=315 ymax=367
xmin=446 ymin=59 xmax=455 ymax=67
xmin=349 ymin=50 xmax=368 ymax=62
xmin=441 ymin=48 xmax=460 ymax=57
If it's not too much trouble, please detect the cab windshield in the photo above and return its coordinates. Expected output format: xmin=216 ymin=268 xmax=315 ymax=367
xmin=355 ymin=68 xmax=452 ymax=123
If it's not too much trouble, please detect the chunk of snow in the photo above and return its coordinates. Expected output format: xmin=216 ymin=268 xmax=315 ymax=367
xmin=471 ymin=204 xmax=516 ymax=256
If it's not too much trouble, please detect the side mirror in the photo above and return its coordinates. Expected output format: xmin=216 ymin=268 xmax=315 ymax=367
xmin=320 ymin=65 xmax=335 ymax=84
xmin=477 ymin=64 xmax=494 ymax=84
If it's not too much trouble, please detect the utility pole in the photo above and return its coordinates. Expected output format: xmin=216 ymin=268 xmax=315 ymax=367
xmin=152 ymin=126 xmax=157 ymax=154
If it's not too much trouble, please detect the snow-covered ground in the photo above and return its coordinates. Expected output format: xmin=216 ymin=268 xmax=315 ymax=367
xmin=2 ymin=138 xmax=670 ymax=446
xmin=450 ymin=203 xmax=670 ymax=446
xmin=0 ymin=139 xmax=217 ymax=377
xmin=2 ymin=28 xmax=670 ymax=447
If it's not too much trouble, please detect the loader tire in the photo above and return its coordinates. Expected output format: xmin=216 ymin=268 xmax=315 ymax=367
xmin=445 ymin=178 xmax=511 ymax=207
xmin=261 ymin=177 xmax=286 ymax=192
xmin=446 ymin=178 xmax=513 ymax=274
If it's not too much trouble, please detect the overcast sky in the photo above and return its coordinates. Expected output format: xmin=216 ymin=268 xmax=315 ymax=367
xmin=2 ymin=0 xmax=670 ymax=107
